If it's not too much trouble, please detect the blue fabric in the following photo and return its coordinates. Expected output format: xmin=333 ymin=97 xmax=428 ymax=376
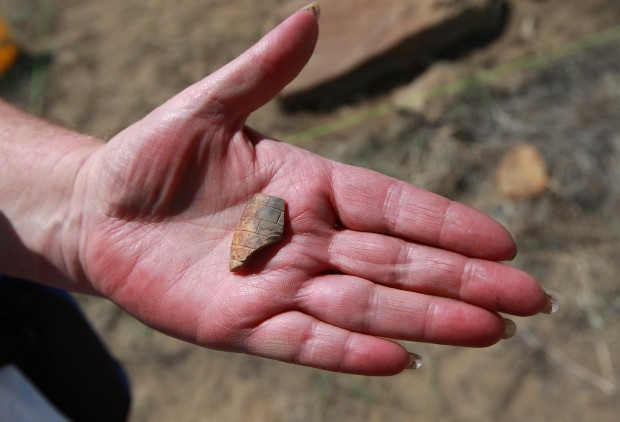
xmin=0 ymin=277 xmax=131 ymax=420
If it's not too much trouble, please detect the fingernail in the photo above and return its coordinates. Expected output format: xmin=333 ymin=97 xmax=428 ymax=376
xmin=301 ymin=2 xmax=321 ymax=20
xmin=543 ymin=292 xmax=559 ymax=314
xmin=502 ymin=318 xmax=516 ymax=339
xmin=508 ymin=245 xmax=518 ymax=261
xmin=407 ymin=353 xmax=423 ymax=370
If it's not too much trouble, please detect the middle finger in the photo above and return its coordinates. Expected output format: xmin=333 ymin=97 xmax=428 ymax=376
xmin=322 ymin=229 xmax=547 ymax=316
xmin=296 ymin=274 xmax=507 ymax=346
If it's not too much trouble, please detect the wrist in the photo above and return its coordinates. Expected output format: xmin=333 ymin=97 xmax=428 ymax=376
xmin=0 ymin=101 xmax=103 ymax=291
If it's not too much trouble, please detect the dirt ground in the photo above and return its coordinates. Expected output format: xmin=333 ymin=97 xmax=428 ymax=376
xmin=1 ymin=0 xmax=620 ymax=421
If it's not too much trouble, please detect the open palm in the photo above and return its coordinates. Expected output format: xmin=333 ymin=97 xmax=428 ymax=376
xmin=72 ymin=8 xmax=549 ymax=375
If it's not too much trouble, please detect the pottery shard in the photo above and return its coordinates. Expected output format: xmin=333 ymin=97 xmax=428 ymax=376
xmin=279 ymin=0 xmax=507 ymax=109
xmin=230 ymin=194 xmax=285 ymax=272
xmin=496 ymin=144 xmax=549 ymax=200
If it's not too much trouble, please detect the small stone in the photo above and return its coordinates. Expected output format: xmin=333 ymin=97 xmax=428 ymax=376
xmin=496 ymin=143 xmax=549 ymax=200
xmin=230 ymin=194 xmax=285 ymax=271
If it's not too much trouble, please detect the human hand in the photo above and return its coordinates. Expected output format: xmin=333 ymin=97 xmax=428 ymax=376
xmin=70 ymin=4 xmax=553 ymax=375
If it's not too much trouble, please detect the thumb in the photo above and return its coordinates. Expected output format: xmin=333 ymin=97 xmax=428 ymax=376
xmin=178 ymin=3 xmax=320 ymax=122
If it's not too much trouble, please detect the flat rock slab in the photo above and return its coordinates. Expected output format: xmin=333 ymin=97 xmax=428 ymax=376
xmin=280 ymin=0 xmax=506 ymax=110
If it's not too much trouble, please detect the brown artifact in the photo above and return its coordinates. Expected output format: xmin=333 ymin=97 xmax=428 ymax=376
xmin=230 ymin=194 xmax=286 ymax=272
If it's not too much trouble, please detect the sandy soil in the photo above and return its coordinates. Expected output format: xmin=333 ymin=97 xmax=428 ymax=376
xmin=1 ymin=0 xmax=620 ymax=420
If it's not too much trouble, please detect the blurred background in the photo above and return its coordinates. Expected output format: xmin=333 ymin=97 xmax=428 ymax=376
xmin=1 ymin=0 xmax=619 ymax=420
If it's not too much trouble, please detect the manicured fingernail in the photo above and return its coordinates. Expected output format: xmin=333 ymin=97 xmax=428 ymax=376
xmin=407 ymin=353 xmax=423 ymax=370
xmin=502 ymin=318 xmax=516 ymax=339
xmin=301 ymin=2 xmax=321 ymax=20
xmin=543 ymin=292 xmax=559 ymax=314
xmin=508 ymin=245 xmax=518 ymax=261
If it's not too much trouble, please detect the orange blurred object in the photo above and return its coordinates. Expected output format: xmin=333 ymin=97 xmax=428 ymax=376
xmin=0 ymin=16 xmax=20 ymax=76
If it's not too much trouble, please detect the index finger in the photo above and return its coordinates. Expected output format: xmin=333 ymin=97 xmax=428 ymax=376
xmin=330 ymin=164 xmax=517 ymax=261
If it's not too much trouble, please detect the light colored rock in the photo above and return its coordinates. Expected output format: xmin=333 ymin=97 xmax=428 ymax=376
xmin=280 ymin=0 xmax=507 ymax=109
xmin=496 ymin=144 xmax=549 ymax=200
